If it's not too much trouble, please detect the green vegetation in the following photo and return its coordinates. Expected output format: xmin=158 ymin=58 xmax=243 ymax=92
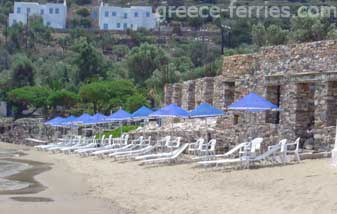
xmin=95 ymin=125 xmax=139 ymax=139
xmin=1 ymin=0 xmax=337 ymax=119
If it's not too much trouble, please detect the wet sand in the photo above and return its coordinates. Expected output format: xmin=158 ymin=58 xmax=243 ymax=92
xmin=0 ymin=158 xmax=51 ymax=195
xmin=0 ymin=143 xmax=130 ymax=214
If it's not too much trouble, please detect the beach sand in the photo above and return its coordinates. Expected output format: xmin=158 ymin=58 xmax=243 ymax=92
xmin=1 ymin=143 xmax=337 ymax=214
xmin=0 ymin=143 xmax=128 ymax=214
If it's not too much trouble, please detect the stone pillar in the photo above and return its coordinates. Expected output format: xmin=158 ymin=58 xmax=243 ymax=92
xmin=314 ymin=81 xmax=328 ymax=145
xmin=181 ymin=82 xmax=189 ymax=110
xmin=278 ymin=82 xmax=297 ymax=141
xmin=195 ymin=79 xmax=203 ymax=105
xmin=223 ymin=81 xmax=235 ymax=108
xmin=204 ymin=77 xmax=215 ymax=104
xmin=164 ymin=84 xmax=173 ymax=105
xmin=213 ymin=76 xmax=225 ymax=109
xmin=172 ymin=83 xmax=183 ymax=106
xmin=187 ymin=81 xmax=196 ymax=110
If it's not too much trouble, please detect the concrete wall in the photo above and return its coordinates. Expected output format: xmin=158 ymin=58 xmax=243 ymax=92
xmin=9 ymin=1 xmax=67 ymax=29
xmin=98 ymin=4 xmax=157 ymax=30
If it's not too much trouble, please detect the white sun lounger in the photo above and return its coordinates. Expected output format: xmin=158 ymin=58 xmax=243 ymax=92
xmin=93 ymin=136 xmax=142 ymax=158
xmin=36 ymin=136 xmax=72 ymax=151
xmin=47 ymin=136 xmax=82 ymax=152
xmin=188 ymin=138 xmax=204 ymax=155
xmin=77 ymin=135 xmax=113 ymax=156
xmin=109 ymin=145 xmax=154 ymax=159
xmin=198 ymin=139 xmax=284 ymax=168
xmin=140 ymin=143 xmax=190 ymax=164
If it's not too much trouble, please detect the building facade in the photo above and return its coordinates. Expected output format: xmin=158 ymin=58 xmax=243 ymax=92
xmin=9 ymin=1 xmax=67 ymax=29
xmin=98 ymin=3 xmax=157 ymax=31
xmin=165 ymin=40 xmax=337 ymax=148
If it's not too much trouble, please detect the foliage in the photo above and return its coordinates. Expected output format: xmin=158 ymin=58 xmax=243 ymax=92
xmin=127 ymin=43 xmax=168 ymax=85
xmin=10 ymin=54 xmax=35 ymax=88
xmin=125 ymin=94 xmax=149 ymax=113
xmin=252 ymin=24 xmax=288 ymax=47
xmin=289 ymin=13 xmax=333 ymax=43
xmin=95 ymin=125 xmax=139 ymax=139
xmin=47 ymin=90 xmax=80 ymax=108
xmin=76 ymin=8 xmax=91 ymax=17
xmin=79 ymin=80 xmax=137 ymax=113
xmin=72 ymin=37 xmax=106 ymax=83
xmin=7 ymin=86 xmax=50 ymax=118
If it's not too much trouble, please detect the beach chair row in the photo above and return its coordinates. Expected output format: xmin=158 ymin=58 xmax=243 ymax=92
xmin=35 ymin=134 xmax=301 ymax=168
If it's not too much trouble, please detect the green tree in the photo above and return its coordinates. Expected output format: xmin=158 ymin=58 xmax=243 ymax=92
xmin=28 ymin=16 xmax=53 ymax=47
xmin=72 ymin=37 xmax=106 ymax=83
xmin=79 ymin=81 xmax=110 ymax=112
xmin=289 ymin=13 xmax=332 ymax=42
xmin=265 ymin=25 xmax=288 ymax=46
xmin=76 ymin=8 xmax=91 ymax=17
xmin=125 ymin=94 xmax=149 ymax=112
xmin=7 ymin=86 xmax=50 ymax=118
xmin=251 ymin=23 xmax=266 ymax=47
xmin=127 ymin=43 xmax=168 ymax=85
xmin=10 ymin=54 xmax=34 ymax=88
xmin=79 ymin=80 xmax=137 ymax=113
xmin=48 ymin=90 xmax=79 ymax=114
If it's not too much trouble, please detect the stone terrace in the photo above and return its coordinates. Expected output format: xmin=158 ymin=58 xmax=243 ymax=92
xmin=164 ymin=40 xmax=337 ymax=149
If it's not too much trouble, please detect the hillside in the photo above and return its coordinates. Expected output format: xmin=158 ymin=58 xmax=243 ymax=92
xmin=1 ymin=0 xmax=337 ymax=118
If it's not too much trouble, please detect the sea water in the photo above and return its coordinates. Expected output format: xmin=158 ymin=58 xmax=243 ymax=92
xmin=0 ymin=150 xmax=32 ymax=192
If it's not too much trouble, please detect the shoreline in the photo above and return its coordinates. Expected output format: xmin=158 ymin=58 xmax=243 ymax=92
xmin=2 ymin=142 xmax=337 ymax=214
xmin=0 ymin=158 xmax=51 ymax=195
xmin=0 ymin=142 xmax=130 ymax=214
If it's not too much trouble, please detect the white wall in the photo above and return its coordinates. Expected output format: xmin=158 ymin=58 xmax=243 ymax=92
xmin=99 ymin=4 xmax=157 ymax=31
xmin=9 ymin=1 xmax=67 ymax=29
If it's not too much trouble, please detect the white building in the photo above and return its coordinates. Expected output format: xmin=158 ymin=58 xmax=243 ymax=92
xmin=9 ymin=1 xmax=67 ymax=29
xmin=99 ymin=3 xmax=157 ymax=31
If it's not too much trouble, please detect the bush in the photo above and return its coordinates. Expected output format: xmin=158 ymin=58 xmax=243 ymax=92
xmin=95 ymin=125 xmax=139 ymax=139
xmin=76 ymin=8 xmax=90 ymax=17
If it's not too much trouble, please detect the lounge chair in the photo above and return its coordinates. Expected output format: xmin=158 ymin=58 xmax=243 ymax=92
xmin=77 ymin=135 xmax=114 ymax=156
xmin=94 ymin=136 xmax=142 ymax=158
xmin=198 ymin=139 xmax=290 ymax=168
xmin=109 ymin=144 xmax=155 ymax=159
xmin=36 ymin=135 xmax=72 ymax=151
xmin=282 ymin=137 xmax=300 ymax=163
xmin=167 ymin=137 xmax=181 ymax=150
xmin=140 ymin=143 xmax=190 ymax=164
xmin=188 ymin=138 xmax=204 ymax=155
xmin=72 ymin=135 xmax=105 ymax=154
xmin=47 ymin=136 xmax=82 ymax=152
xmin=199 ymin=139 xmax=216 ymax=157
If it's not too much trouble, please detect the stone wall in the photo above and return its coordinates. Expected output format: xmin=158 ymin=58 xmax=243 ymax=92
xmin=0 ymin=117 xmax=60 ymax=144
xmin=165 ymin=40 xmax=337 ymax=148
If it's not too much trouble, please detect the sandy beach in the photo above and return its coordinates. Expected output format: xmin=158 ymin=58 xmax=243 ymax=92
xmin=1 ymin=143 xmax=337 ymax=214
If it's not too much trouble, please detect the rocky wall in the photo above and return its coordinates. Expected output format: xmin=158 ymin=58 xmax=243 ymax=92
xmin=165 ymin=40 xmax=337 ymax=147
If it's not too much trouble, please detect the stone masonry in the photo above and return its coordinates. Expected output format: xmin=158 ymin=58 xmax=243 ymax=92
xmin=164 ymin=40 xmax=337 ymax=149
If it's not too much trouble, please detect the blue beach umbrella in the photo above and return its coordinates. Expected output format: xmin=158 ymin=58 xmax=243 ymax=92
xmin=105 ymin=108 xmax=131 ymax=122
xmin=58 ymin=115 xmax=77 ymax=127
xmin=149 ymin=104 xmax=189 ymax=118
xmin=105 ymin=108 xmax=132 ymax=135
xmin=72 ymin=113 xmax=93 ymax=125
xmin=228 ymin=92 xmax=279 ymax=138
xmin=82 ymin=113 xmax=107 ymax=125
xmin=190 ymin=102 xmax=224 ymax=140
xmin=149 ymin=104 xmax=189 ymax=136
xmin=131 ymin=106 xmax=154 ymax=120
xmin=228 ymin=92 xmax=279 ymax=112
xmin=44 ymin=116 xmax=63 ymax=126
xmin=190 ymin=102 xmax=224 ymax=118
